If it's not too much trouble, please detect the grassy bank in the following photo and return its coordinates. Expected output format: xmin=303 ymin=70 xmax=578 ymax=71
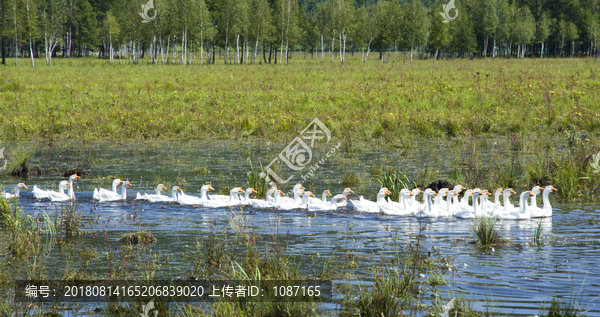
xmin=1 ymin=56 xmax=599 ymax=141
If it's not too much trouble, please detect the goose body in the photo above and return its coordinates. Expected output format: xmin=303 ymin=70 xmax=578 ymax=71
xmin=2 ymin=183 xmax=27 ymax=199
xmin=94 ymin=179 xmax=123 ymax=200
xmin=50 ymin=175 xmax=80 ymax=202
xmin=414 ymin=189 xmax=440 ymax=218
xmin=348 ymin=188 xmax=387 ymax=213
xmin=529 ymin=186 xmax=556 ymax=218
xmin=136 ymin=184 xmax=175 ymax=203
xmin=98 ymin=180 xmax=131 ymax=202
xmin=497 ymin=191 xmax=532 ymax=220
xmin=33 ymin=181 xmax=68 ymax=200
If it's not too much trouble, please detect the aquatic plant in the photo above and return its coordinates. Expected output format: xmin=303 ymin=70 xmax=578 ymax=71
xmin=4 ymin=150 xmax=30 ymax=177
xmin=119 ymin=231 xmax=157 ymax=246
xmin=472 ymin=217 xmax=506 ymax=246
xmin=246 ymin=159 xmax=269 ymax=199
xmin=376 ymin=168 xmax=413 ymax=202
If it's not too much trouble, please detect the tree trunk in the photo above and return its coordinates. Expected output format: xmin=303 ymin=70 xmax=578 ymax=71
xmin=540 ymin=42 xmax=543 ymax=59
xmin=410 ymin=42 xmax=413 ymax=63
xmin=224 ymin=22 xmax=229 ymax=64
xmin=434 ymin=49 xmax=438 ymax=63
xmin=320 ymin=34 xmax=324 ymax=62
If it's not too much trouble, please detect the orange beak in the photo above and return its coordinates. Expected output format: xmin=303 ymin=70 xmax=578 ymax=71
xmin=461 ymin=186 xmax=466 ymax=190
xmin=75 ymin=175 xmax=81 ymax=180
xmin=310 ymin=192 xmax=315 ymax=197
xmin=280 ymin=190 xmax=285 ymax=195
xmin=327 ymin=190 xmax=331 ymax=196
xmin=119 ymin=180 xmax=124 ymax=184
xmin=238 ymin=188 xmax=244 ymax=193
xmin=410 ymin=192 xmax=414 ymax=196
xmin=162 ymin=185 xmax=167 ymax=190
xmin=300 ymin=185 xmax=305 ymax=190
xmin=510 ymin=189 xmax=516 ymax=194
xmin=127 ymin=181 xmax=132 ymax=186
xmin=208 ymin=185 xmax=214 ymax=191
xmin=302 ymin=189 xmax=305 ymax=194
xmin=551 ymin=187 xmax=557 ymax=191
xmin=349 ymin=189 xmax=354 ymax=193
xmin=23 ymin=184 xmax=28 ymax=189
xmin=529 ymin=191 xmax=534 ymax=196
xmin=177 ymin=186 xmax=181 ymax=191
xmin=252 ymin=188 xmax=257 ymax=193
xmin=419 ymin=189 xmax=424 ymax=194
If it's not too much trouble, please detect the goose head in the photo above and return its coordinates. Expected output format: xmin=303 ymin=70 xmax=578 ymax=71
xmin=17 ymin=183 xmax=28 ymax=190
xmin=112 ymin=179 xmax=123 ymax=191
xmin=322 ymin=190 xmax=331 ymax=202
xmin=545 ymin=185 xmax=557 ymax=194
xmin=265 ymin=187 xmax=276 ymax=201
xmin=122 ymin=181 xmax=132 ymax=188
xmin=531 ymin=186 xmax=541 ymax=196
xmin=447 ymin=190 xmax=458 ymax=201
xmin=245 ymin=187 xmax=257 ymax=199
xmin=342 ymin=188 xmax=354 ymax=197
xmin=59 ymin=180 xmax=69 ymax=191
xmin=70 ymin=174 xmax=81 ymax=182
xmin=156 ymin=184 xmax=167 ymax=194
xmin=301 ymin=191 xmax=315 ymax=204
xmin=411 ymin=188 xmax=422 ymax=197
xmin=463 ymin=189 xmax=473 ymax=198
xmin=376 ymin=188 xmax=390 ymax=203
xmin=453 ymin=185 xmax=466 ymax=194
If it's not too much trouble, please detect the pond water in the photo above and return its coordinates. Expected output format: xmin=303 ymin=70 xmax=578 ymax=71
xmin=2 ymin=140 xmax=600 ymax=316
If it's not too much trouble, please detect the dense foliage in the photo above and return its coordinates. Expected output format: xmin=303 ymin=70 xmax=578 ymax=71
xmin=0 ymin=0 xmax=599 ymax=66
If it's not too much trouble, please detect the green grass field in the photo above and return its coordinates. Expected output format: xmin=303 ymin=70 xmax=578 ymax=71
xmin=1 ymin=56 xmax=599 ymax=141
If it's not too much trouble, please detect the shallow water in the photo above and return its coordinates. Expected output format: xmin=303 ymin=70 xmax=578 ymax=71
xmin=2 ymin=140 xmax=600 ymax=315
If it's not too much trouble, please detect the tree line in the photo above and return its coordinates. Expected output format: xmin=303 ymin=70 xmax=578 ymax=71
xmin=0 ymin=0 xmax=598 ymax=66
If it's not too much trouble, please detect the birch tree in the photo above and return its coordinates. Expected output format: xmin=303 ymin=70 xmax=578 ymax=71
xmin=429 ymin=0 xmax=452 ymax=62
xmin=535 ymin=12 xmax=551 ymax=58
xmin=197 ymin=0 xmax=212 ymax=65
xmin=103 ymin=11 xmax=119 ymax=63
xmin=403 ymin=0 xmax=427 ymax=63
xmin=23 ymin=0 xmax=37 ymax=66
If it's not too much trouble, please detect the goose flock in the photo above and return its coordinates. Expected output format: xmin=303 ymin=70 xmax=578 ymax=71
xmin=1 ymin=175 xmax=557 ymax=220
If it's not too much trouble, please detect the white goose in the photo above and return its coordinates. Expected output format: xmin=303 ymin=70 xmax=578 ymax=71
xmin=50 ymin=174 xmax=81 ymax=202
xmin=251 ymin=187 xmax=277 ymax=209
xmin=136 ymin=184 xmax=169 ymax=202
xmin=490 ymin=188 xmax=516 ymax=217
xmin=94 ymin=179 xmax=123 ymax=200
xmin=98 ymin=180 xmax=131 ymax=202
xmin=280 ymin=184 xmax=305 ymax=206
xmin=138 ymin=184 xmax=181 ymax=203
xmin=348 ymin=188 xmax=387 ymax=213
xmin=33 ymin=181 xmax=68 ymax=200
xmin=413 ymin=189 xmax=440 ymax=218
xmin=497 ymin=191 xmax=533 ymax=220
xmin=484 ymin=188 xmax=503 ymax=211
xmin=440 ymin=190 xmax=459 ymax=217
xmin=529 ymin=186 xmax=557 ymax=218
xmin=331 ymin=188 xmax=353 ymax=207
xmin=239 ymin=188 xmax=258 ymax=206
xmin=381 ymin=189 xmax=415 ymax=216
xmin=433 ymin=188 xmax=449 ymax=212
xmin=200 ymin=187 xmax=244 ymax=208
xmin=408 ymin=188 xmax=424 ymax=211
xmin=178 ymin=185 xmax=214 ymax=205
xmin=452 ymin=185 xmax=466 ymax=205
xmin=2 ymin=183 xmax=28 ymax=199
xmin=459 ymin=189 xmax=474 ymax=211
xmin=308 ymin=190 xmax=345 ymax=212
xmin=455 ymin=190 xmax=483 ymax=219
